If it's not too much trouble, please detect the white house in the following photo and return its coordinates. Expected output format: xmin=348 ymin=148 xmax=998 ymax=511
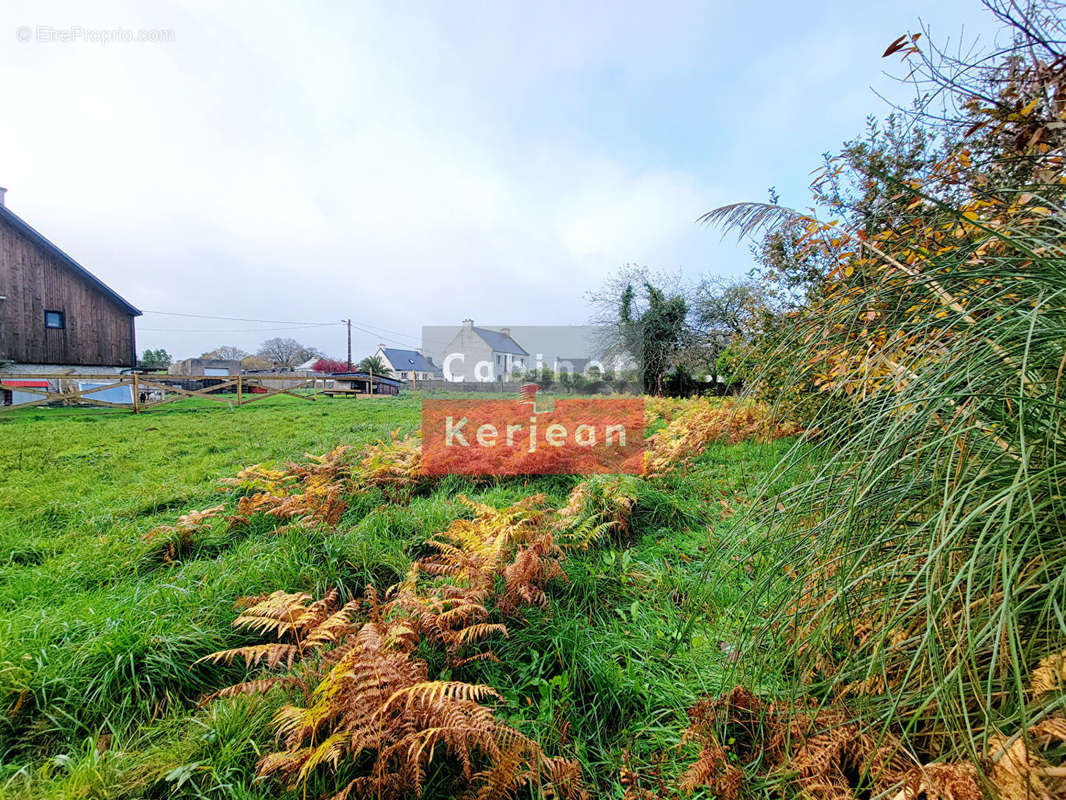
xmin=439 ymin=320 xmax=529 ymax=382
xmin=375 ymin=345 xmax=442 ymax=382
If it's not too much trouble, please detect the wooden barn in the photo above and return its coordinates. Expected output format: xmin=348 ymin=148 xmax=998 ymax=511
xmin=0 ymin=188 xmax=141 ymax=371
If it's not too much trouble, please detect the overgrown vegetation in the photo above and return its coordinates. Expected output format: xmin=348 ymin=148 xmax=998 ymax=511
xmin=680 ymin=2 xmax=1066 ymax=798
xmin=0 ymin=395 xmax=794 ymax=798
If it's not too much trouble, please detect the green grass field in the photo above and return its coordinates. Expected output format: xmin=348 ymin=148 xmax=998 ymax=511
xmin=0 ymin=395 xmax=791 ymax=799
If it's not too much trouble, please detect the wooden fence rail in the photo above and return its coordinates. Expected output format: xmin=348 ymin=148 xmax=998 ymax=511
xmin=0 ymin=373 xmax=377 ymax=413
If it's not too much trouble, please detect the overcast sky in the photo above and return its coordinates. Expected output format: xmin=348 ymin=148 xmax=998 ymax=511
xmin=2 ymin=1 xmax=1002 ymax=361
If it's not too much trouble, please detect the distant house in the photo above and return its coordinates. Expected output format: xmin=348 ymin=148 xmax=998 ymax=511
xmin=375 ymin=345 xmax=442 ymax=382
xmin=557 ymin=357 xmax=591 ymax=376
xmin=0 ymin=187 xmax=141 ymax=372
xmin=422 ymin=323 xmax=626 ymax=380
xmin=439 ymin=319 xmax=529 ymax=382
xmin=168 ymin=358 xmax=241 ymax=377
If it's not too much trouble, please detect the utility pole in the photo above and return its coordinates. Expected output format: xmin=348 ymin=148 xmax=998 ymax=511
xmin=342 ymin=319 xmax=352 ymax=371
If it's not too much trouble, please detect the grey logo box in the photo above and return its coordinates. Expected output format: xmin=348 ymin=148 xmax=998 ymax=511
xmin=420 ymin=322 xmax=635 ymax=383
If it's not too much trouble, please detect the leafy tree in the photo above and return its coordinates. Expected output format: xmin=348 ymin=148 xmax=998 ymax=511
xmin=356 ymin=355 xmax=390 ymax=374
xmin=139 ymin=348 xmax=171 ymax=369
xmin=686 ymin=277 xmax=773 ymax=391
xmin=618 ymin=280 xmax=688 ymax=395
xmin=591 ymin=265 xmax=748 ymax=395
xmin=258 ymin=338 xmax=320 ymax=369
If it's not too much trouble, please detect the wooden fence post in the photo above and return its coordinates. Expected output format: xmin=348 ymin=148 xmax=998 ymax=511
xmin=237 ymin=375 xmax=243 ymax=406
xmin=133 ymin=373 xmax=140 ymax=413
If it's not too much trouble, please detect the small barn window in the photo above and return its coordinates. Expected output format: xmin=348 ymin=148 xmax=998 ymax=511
xmin=44 ymin=310 xmax=65 ymax=329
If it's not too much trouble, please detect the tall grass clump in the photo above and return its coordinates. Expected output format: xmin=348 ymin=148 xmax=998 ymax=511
xmin=700 ymin=2 xmax=1066 ymax=794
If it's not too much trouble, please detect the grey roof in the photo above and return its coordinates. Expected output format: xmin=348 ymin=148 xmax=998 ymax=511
xmin=557 ymin=357 xmax=591 ymax=374
xmin=381 ymin=347 xmax=442 ymax=375
xmin=423 ymin=324 xmax=607 ymax=370
xmin=472 ymin=327 xmax=528 ymax=355
xmin=0 ymin=203 xmax=141 ymax=316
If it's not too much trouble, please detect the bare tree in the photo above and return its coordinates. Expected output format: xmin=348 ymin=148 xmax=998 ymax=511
xmin=690 ymin=277 xmax=770 ymax=339
xmin=257 ymin=338 xmax=320 ymax=369
xmin=201 ymin=345 xmax=249 ymax=361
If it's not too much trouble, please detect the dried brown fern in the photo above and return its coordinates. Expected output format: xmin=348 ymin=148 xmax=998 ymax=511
xmin=195 ymin=589 xmax=359 ymax=703
xmin=357 ymin=431 xmax=422 ymax=495
xmin=985 ymin=718 xmax=1066 ymax=800
xmin=384 ymin=576 xmax=507 ymax=666
xmin=1030 ymin=649 xmax=1066 ymax=699
xmin=245 ymin=593 xmax=583 ymax=800
xmin=643 ymin=398 xmax=801 ymax=477
xmin=218 ymin=440 xmax=421 ymax=531
xmin=499 ymin=533 xmax=568 ymax=614
xmin=672 ymin=686 xmax=992 ymax=800
xmin=417 ymin=495 xmax=551 ymax=588
xmin=195 ymin=492 xmax=602 ymax=799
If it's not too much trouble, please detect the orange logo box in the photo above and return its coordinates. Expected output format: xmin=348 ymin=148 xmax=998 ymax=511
xmin=421 ymin=395 xmax=645 ymax=475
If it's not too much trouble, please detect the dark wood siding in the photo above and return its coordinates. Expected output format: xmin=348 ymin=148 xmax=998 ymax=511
xmin=0 ymin=216 xmax=135 ymax=366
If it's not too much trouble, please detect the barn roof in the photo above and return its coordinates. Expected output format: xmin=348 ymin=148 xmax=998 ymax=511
xmin=0 ymin=203 xmax=141 ymax=316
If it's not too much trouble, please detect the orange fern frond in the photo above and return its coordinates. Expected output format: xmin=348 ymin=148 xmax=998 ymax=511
xmin=198 ymin=675 xmax=306 ymax=705
xmin=381 ymin=681 xmax=503 ymax=713
xmin=195 ymin=643 xmax=300 ymax=670
xmin=448 ymin=623 xmax=509 ymax=648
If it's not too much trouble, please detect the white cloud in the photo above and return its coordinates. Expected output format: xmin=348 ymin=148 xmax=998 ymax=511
xmin=0 ymin=0 xmax=1003 ymax=358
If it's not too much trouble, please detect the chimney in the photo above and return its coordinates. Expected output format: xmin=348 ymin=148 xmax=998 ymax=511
xmin=462 ymin=318 xmax=473 ymax=330
xmin=500 ymin=327 xmax=511 ymax=338
xmin=378 ymin=343 xmax=386 ymax=351
xmin=0 ymin=187 xmax=7 ymax=207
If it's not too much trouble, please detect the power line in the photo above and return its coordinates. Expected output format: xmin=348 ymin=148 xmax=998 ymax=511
xmin=350 ymin=319 xmax=422 ymax=341
xmin=349 ymin=320 xmax=420 ymax=345
xmin=141 ymin=310 xmax=342 ymax=326
xmin=138 ymin=323 xmax=345 ymax=334
xmin=137 ymin=309 xmax=421 ymax=348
